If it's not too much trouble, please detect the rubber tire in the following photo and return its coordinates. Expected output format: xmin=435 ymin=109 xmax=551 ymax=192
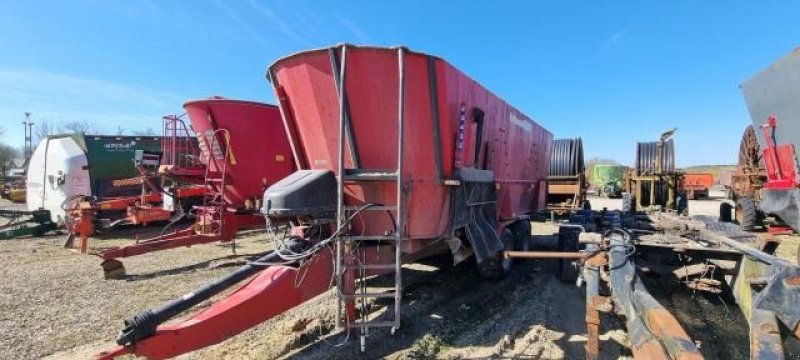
xmin=622 ymin=193 xmax=633 ymax=213
xmin=582 ymin=200 xmax=592 ymax=211
xmin=478 ymin=228 xmax=514 ymax=280
xmin=513 ymin=220 xmax=531 ymax=254
xmin=736 ymin=197 xmax=758 ymax=231
xmin=557 ymin=227 xmax=581 ymax=283
xmin=719 ymin=202 xmax=733 ymax=223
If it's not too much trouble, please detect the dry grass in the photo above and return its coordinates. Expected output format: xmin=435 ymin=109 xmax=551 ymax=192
xmin=0 ymin=229 xmax=269 ymax=360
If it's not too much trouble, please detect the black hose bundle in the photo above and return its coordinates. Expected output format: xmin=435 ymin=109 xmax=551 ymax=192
xmin=635 ymin=139 xmax=674 ymax=175
xmin=549 ymin=138 xmax=585 ymax=177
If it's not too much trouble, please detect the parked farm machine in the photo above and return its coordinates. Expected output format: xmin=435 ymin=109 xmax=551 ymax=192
xmin=683 ymin=173 xmax=714 ymax=200
xmin=96 ymin=98 xmax=296 ymax=278
xmin=91 ymin=45 xmax=800 ymax=360
xmin=591 ymin=164 xmax=626 ymax=198
xmin=623 ymin=129 xmax=687 ymax=214
xmin=94 ymin=45 xmax=551 ymax=359
xmin=724 ymin=49 xmax=800 ymax=237
xmin=546 ymin=137 xmax=588 ymax=213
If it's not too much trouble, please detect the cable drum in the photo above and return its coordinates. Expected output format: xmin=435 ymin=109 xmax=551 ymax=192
xmin=549 ymin=138 xmax=585 ymax=177
xmin=635 ymin=139 xmax=675 ymax=175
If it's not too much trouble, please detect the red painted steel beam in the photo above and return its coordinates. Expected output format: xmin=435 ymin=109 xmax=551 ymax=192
xmin=94 ymin=251 xmax=335 ymax=360
xmin=94 ymin=244 xmax=396 ymax=359
xmin=98 ymin=213 xmax=264 ymax=260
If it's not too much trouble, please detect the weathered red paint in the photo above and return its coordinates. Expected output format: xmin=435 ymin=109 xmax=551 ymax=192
xmin=185 ymin=98 xmax=295 ymax=207
xmin=270 ymin=46 xmax=551 ymax=251
xmin=94 ymin=250 xmax=336 ymax=360
xmin=682 ymin=173 xmax=714 ymax=189
xmin=682 ymin=173 xmax=714 ymax=199
xmin=761 ymin=115 xmax=798 ymax=190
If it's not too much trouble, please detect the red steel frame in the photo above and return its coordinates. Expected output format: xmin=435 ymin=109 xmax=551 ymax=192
xmin=761 ymin=115 xmax=798 ymax=190
xmin=95 ymin=245 xmax=395 ymax=360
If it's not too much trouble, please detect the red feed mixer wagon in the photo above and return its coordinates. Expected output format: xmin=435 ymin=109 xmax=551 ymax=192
xmin=95 ymin=45 xmax=552 ymax=359
xmin=98 ymin=98 xmax=295 ymax=277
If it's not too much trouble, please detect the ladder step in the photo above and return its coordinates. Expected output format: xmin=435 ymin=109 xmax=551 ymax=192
xmin=343 ymin=235 xmax=398 ymax=241
xmin=344 ymin=205 xmax=397 ymax=211
xmin=341 ymin=292 xmax=397 ymax=299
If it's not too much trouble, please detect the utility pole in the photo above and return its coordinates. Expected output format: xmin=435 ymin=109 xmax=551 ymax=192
xmin=22 ymin=112 xmax=34 ymax=161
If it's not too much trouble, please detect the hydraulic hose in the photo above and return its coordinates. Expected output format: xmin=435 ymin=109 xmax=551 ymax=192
xmin=116 ymin=249 xmax=284 ymax=345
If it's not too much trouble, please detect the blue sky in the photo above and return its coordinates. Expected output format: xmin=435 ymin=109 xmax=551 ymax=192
xmin=1 ymin=1 xmax=798 ymax=166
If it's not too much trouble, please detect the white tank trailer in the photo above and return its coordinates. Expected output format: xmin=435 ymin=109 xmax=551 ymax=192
xmin=26 ymin=134 xmax=162 ymax=224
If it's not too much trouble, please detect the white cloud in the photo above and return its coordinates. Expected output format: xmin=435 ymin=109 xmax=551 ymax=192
xmin=212 ymin=0 xmax=272 ymax=47
xmin=0 ymin=68 xmax=186 ymax=146
xmin=246 ymin=0 xmax=316 ymax=47
xmin=337 ymin=16 xmax=370 ymax=44
xmin=603 ymin=27 xmax=628 ymax=49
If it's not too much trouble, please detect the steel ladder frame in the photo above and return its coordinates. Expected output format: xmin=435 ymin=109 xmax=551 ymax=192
xmin=333 ymin=45 xmax=406 ymax=348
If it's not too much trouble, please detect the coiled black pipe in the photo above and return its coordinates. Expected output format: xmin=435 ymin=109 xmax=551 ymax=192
xmin=635 ymin=139 xmax=674 ymax=175
xmin=549 ymin=138 xmax=584 ymax=177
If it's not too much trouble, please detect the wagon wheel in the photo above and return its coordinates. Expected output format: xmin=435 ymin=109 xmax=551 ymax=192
xmin=738 ymin=125 xmax=762 ymax=174
xmin=478 ymin=229 xmax=514 ymax=280
xmin=556 ymin=226 xmax=581 ymax=283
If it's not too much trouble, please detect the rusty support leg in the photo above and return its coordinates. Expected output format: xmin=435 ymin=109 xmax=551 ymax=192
xmin=585 ymin=259 xmax=601 ymax=360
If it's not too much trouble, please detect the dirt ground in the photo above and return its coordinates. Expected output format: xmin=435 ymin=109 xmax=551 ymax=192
xmin=0 ymin=193 xmax=797 ymax=360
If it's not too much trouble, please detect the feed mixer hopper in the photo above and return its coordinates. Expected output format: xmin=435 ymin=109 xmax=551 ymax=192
xmin=98 ymin=98 xmax=295 ymax=277
xmin=95 ymin=45 xmax=552 ymax=359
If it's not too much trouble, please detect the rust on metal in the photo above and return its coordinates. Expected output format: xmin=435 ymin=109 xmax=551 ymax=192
xmin=645 ymin=309 xmax=704 ymax=360
xmin=584 ymin=251 xmax=607 ymax=267
xmin=630 ymin=339 xmax=671 ymax=360
xmin=585 ymin=295 xmax=605 ymax=360
xmin=784 ymin=275 xmax=800 ymax=286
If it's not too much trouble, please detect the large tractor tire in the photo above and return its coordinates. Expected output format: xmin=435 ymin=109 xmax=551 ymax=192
xmin=478 ymin=228 xmax=514 ymax=280
xmin=736 ymin=197 xmax=758 ymax=231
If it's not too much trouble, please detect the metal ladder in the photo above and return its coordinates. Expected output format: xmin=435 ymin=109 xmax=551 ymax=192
xmin=161 ymin=114 xmax=199 ymax=169
xmin=333 ymin=45 xmax=407 ymax=348
xmin=201 ymin=129 xmax=230 ymax=238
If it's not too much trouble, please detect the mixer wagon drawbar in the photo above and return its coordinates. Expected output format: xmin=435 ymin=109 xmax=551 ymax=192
xmin=97 ymin=98 xmax=296 ymax=278
xmin=94 ymin=44 xmax=551 ymax=359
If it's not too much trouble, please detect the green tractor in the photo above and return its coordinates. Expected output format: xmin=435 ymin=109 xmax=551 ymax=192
xmin=591 ymin=165 xmax=625 ymax=198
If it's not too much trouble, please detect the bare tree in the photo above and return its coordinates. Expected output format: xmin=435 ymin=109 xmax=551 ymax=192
xmin=60 ymin=119 xmax=99 ymax=134
xmin=0 ymin=143 xmax=20 ymax=177
xmin=116 ymin=126 xmax=126 ymax=135
xmin=34 ymin=119 xmax=57 ymax=144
